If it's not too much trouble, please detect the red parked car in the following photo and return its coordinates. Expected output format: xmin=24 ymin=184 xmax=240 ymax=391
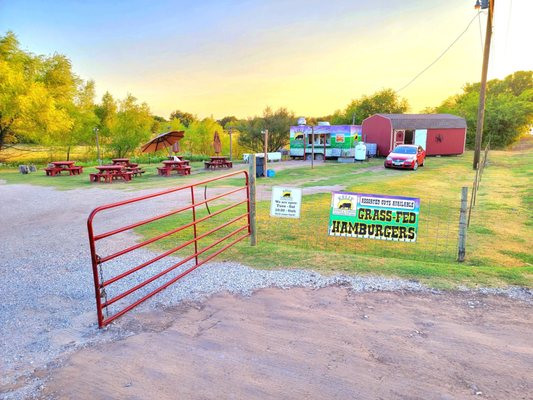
xmin=384 ymin=145 xmax=426 ymax=170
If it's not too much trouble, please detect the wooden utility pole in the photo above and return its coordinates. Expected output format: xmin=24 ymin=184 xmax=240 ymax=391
xmin=311 ymin=125 xmax=315 ymax=169
xmin=94 ymin=127 xmax=102 ymax=166
xmin=249 ymin=154 xmax=257 ymax=246
xmin=263 ymin=129 xmax=268 ymax=177
xmin=228 ymin=128 xmax=233 ymax=161
xmin=473 ymin=0 xmax=494 ymax=170
xmin=323 ymin=134 xmax=326 ymax=162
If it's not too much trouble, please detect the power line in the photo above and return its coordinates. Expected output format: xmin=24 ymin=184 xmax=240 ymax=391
xmin=478 ymin=11 xmax=484 ymax=53
xmin=503 ymin=0 xmax=512 ymax=58
xmin=396 ymin=11 xmax=481 ymax=93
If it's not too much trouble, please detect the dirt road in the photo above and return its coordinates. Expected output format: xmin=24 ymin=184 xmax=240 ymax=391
xmin=39 ymin=287 xmax=532 ymax=400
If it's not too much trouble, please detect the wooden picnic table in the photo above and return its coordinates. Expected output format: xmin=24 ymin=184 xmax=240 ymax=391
xmin=111 ymin=158 xmax=130 ymax=165
xmin=163 ymin=160 xmax=190 ymax=167
xmin=90 ymin=165 xmax=133 ymax=183
xmin=157 ymin=160 xmax=191 ymax=176
xmin=204 ymin=156 xmax=232 ymax=169
xmin=52 ymin=161 xmax=75 ymax=168
xmin=45 ymin=161 xmax=83 ymax=176
xmin=111 ymin=158 xmax=145 ymax=177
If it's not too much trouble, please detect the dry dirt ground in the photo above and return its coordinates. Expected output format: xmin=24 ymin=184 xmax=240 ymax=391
xmin=39 ymin=287 xmax=532 ymax=400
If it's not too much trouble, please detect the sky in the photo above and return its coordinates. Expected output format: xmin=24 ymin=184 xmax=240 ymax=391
xmin=1 ymin=0 xmax=531 ymax=120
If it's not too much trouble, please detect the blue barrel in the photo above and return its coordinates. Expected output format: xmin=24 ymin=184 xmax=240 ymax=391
xmin=266 ymin=169 xmax=275 ymax=177
xmin=366 ymin=143 xmax=378 ymax=157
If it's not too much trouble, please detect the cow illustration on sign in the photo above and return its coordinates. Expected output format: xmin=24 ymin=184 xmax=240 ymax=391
xmin=282 ymin=190 xmax=292 ymax=199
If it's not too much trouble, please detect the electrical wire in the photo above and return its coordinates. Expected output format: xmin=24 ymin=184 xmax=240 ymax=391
xmin=396 ymin=11 xmax=482 ymax=93
xmin=478 ymin=11 xmax=484 ymax=53
xmin=503 ymin=0 xmax=513 ymax=59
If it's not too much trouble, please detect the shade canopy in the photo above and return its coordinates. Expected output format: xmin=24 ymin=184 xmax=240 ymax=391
xmin=172 ymin=141 xmax=180 ymax=153
xmin=213 ymin=131 xmax=222 ymax=155
xmin=141 ymin=131 xmax=184 ymax=153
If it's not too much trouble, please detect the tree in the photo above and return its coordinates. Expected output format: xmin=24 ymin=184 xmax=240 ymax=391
xmin=0 ymin=31 xmax=71 ymax=153
xmin=47 ymin=80 xmax=99 ymax=159
xmin=107 ymin=94 xmax=153 ymax=158
xmin=169 ymin=110 xmax=196 ymax=127
xmin=150 ymin=115 xmax=168 ymax=134
xmin=183 ymin=118 xmax=224 ymax=155
xmin=94 ymin=91 xmax=117 ymax=139
xmin=237 ymin=107 xmax=295 ymax=152
xmin=333 ymin=89 xmax=410 ymax=125
xmin=433 ymin=71 xmax=532 ymax=148
xmin=217 ymin=115 xmax=238 ymax=128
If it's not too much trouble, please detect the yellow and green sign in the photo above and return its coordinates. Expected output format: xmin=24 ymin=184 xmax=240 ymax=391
xmin=328 ymin=192 xmax=420 ymax=242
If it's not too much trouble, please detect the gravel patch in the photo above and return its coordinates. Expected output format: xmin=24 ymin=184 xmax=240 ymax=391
xmin=0 ymin=182 xmax=531 ymax=400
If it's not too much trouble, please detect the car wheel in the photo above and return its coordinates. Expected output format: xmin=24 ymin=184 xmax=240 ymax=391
xmin=315 ymin=153 xmax=324 ymax=161
xmin=413 ymin=161 xmax=418 ymax=171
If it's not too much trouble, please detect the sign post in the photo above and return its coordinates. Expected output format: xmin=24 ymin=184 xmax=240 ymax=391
xmin=263 ymin=129 xmax=268 ymax=178
xmin=249 ymin=155 xmax=257 ymax=245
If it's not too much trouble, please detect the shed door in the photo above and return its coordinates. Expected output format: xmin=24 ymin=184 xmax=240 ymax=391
xmin=414 ymin=129 xmax=427 ymax=150
xmin=394 ymin=130 xmax=405 ymax=147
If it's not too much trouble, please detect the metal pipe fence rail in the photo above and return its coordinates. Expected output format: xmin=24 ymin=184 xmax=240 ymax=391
xmin=87 ymin=170 xmax=251 ymax=328
xmin=255 ymin=190 xmax=463 ymax=265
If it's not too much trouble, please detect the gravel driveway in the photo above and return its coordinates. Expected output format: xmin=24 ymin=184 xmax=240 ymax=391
xmin=1 ymin=180 xmax=531 ymax=400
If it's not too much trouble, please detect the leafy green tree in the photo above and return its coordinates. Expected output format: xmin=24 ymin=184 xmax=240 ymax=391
xmin=169 ymin=110 xmax=196 ymax=127
xmin=39 ymin=54 xmax=78 ymax=105
xmin=61 ymin=80 xmax=99 ymax=159
xmin=183 ymin=118 xmax=224 ymax=155
xmin=434 ymin=71 xmax=532 ymax=148
xmin=332 ymin=89 xmax=409 ymax=125
xmin=94 ymin=91 xmax=117 ymax=138
xmin=237 ymin=107 xmax=295 ymax=152
xmin=166 ymin=117 xmax=186 ymax=132
xmin=217 ymin=115 xmax=238 ymax=128
xmin=107 ymin=94 xmax=153 ymax=158
xmin=150 ymin=115 xmax=168 ymax=134
xmin=0 ymin=31 xmax=71 ymax=153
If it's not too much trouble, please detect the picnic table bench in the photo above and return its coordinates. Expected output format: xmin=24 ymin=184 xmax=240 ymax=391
xmin=125 ymin=165 xmax=145 ymax=177
xmin=157 ymin=160 xmax=191 ymax=176
xmin=45 ymin=162 xmax=83 ymax=176
xmin=90 ymin=165 xmax=132 ymax=183
xmin=204 ymin=156 xmax=232 ymax=169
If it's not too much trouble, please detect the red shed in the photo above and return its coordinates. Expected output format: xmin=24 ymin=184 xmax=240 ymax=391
xmin=361 ymin=114 xmax=467 ymax=156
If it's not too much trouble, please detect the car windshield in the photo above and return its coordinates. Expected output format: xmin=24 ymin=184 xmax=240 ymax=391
xmin=393 ymin=146 xmax=416 ymax=154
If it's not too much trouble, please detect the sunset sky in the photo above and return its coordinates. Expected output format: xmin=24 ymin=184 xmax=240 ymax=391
xmin=1 ymin=0 xmax=531 ymax=119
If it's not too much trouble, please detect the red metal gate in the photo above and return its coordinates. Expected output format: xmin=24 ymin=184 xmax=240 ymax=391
xmin=87 ymin=170 xmax=251 ymax=328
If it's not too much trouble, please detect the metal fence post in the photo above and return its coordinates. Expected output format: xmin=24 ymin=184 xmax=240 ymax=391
xmin=458 ymin=186 xmax=468 ymax=262
xmin=249 ymin=154 xmax=257 ymax=246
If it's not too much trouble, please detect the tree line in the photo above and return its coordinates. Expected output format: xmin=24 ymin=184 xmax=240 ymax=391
xmin=1 ymin=31 xmax=531 ymax=162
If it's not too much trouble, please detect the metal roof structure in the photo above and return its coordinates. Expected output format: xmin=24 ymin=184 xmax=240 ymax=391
xmin=377 ymin=114 xmax=467 ymax=130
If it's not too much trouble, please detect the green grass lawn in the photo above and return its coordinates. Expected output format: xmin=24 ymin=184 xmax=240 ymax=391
xmin=2 ymin=148 xmax=531 ymax=288
xmin=134 ymin=150 xmax=532 ymax=288
xmin=0 ymin=161 xmax=244 ymax=191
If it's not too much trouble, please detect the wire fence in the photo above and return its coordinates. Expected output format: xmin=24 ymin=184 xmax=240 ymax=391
xmin=468 ymin=142 xmax=490 ymax=227
xmin=254 ymin=189 xmax=463 ymax=265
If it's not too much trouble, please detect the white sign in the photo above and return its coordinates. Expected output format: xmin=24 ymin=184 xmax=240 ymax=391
xmin=270 ymin=187 xmax=302 ymax=218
